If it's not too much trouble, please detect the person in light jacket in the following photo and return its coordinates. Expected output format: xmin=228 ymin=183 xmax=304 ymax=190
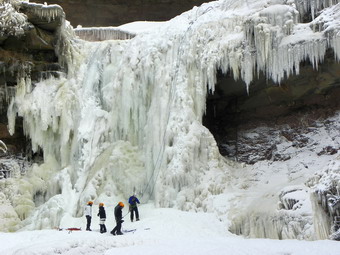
xmin=97 ymin=203 xmax=107 ymax=233
xmin=85 ymin=201 xmax=93 ymax=231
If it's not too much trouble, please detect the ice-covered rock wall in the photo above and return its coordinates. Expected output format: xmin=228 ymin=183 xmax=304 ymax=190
xmin=307 ymin=157 xmax=340 ymax=239
xmin=74 ymin=27 xmax=136 ymax=41
xmin=3 ymin=0 xmax=340 ymax=236
xmin=226 ymin=111 xmax=340 ymax=240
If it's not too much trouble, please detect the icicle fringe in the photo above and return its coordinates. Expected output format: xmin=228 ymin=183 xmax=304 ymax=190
xmin=75 ymin=27 xmax=136 ymax=41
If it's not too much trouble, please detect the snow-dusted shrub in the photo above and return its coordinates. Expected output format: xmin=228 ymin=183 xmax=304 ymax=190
xmin=0 ymin=192 xmax=21 ymax=232
xmin=0 ymin=2 xmax=27 ymax=38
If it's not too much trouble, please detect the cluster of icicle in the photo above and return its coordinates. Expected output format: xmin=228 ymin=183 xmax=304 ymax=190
xmin=295 ymin=0 xmax=340 ymax=19
xmin=311 ymin=1 xmax=340 ymax=61
xmin=229 ymin=186 xmax=314 ymax=240
xmin=0 ymin=85 xmax=15 ymax=113
xmin=306 ymin=157 xmax=340 ymax=239
xmin=19 ymin=1 xmax=65 ymax=22
xmin=4 ymin=0 xmax=340 ymax=231
xmin=75 ymin=27 xmax=136 ymax=41
xmin=215 ymin=0 xmax=340 ymax=90
xmin=229 ymin=210 xmax=314 ymax=240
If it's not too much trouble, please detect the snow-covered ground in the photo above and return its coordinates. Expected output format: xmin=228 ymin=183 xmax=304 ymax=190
xmin=1 ymin=203 xmax=339 ymax=255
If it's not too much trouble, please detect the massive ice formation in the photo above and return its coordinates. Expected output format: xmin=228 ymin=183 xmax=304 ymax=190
xmin=1 ymin=0 xmax=340 ymax=239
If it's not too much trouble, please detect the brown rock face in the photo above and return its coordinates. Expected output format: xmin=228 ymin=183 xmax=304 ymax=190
xmin=0 ymin=3 xmax=65 ymax=155
xmin=203 ymin=51 xmax=340 ymax=163
xmin=33 ymin=0 xmax=210 ymax=27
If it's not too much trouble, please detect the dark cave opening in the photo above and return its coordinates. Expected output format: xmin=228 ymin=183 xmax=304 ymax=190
xmin=202 ymin=55 xmax=340 ymax=163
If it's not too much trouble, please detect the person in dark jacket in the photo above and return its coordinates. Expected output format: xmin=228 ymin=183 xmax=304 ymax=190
xmin=97 ymin=203 xmax=107 ymax=233
xmin=110 ymin=202 xmax=124 ymax=235
xmin=128 ymin=194 xmax=140 ymax=222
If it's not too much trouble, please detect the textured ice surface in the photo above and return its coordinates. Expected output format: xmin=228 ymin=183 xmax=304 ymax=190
xmin=2 ymin=0 xmax=340 ymax=239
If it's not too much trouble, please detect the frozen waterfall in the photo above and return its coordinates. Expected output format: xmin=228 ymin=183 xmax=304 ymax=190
xmin=2 ymin=0 xmax=340 ymax=239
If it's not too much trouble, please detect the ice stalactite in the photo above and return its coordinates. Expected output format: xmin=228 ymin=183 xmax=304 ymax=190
xmin=306 ymin=157 xmax=340 ymax=239
xmin=310 ymin=192 xmax=331 ymax=239
xmin=229 ymin=212 xmax=313 ymax=239
xmin=4 ymin=0 xmax=340 ymax=231
xmin=75 ymin=27 xmax=136 ymax=41
xmin=311 ymin=2 xmax=340 ymax=60
xmin=183 ymin=0 xmax=340 ymax=92
xmin=229 ymin=186 xmax=314 ymax=240
xmin=0 ymin=84 xmax=15 ymax=113
xmin=19 ymin=2 xmax=65 ymax=23
xmin=295 ymin=0 xmax=340 ymax=20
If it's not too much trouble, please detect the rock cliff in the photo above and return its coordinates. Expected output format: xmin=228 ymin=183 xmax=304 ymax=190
xmin=0 ymin=2 xmax=66 ymax=155
xmin=33 ymin=0 xmax=210 ymax=27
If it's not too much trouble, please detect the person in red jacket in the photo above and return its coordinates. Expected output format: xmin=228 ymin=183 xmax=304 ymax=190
xmin=110 ymin=202 xmax=124 ymax=235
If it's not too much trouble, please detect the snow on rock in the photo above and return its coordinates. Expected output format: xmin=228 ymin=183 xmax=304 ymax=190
xmin=74 ymin=22 xmax=165 ymax=42
xmin=18 ymin=1 xmax=64 ymax=23
xmin=311 ymin=2 xmax=340 ymax=60
xmin=226 ymin=111 xmax=340 ymax=240
xmin=118 ymin=21 xmax=165 ymax=34
xmin=295 ymin=0 xmax=340 ymax=20
xmin=0 ymin=2 xmax=27 ymax=40
xmin=2 ymin=0 xmax=340 ymax=241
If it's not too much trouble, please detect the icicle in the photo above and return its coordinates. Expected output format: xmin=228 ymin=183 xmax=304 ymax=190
xmin=332 ymin=35 xmax=340 ymax=61
xmin=294 ymin=0 xmax=340 ymax=21
xmin=74 ymin=27 xmax=136 ymax=41
xmin=19 ymin=2 xmax=65 ymax=22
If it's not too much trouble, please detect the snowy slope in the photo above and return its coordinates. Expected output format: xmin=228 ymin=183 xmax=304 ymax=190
xmin=1 ymin=204 xmax=340 ymax=255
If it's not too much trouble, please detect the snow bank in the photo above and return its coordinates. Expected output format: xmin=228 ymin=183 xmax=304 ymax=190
xmin=0 ymin=205 xmax=339 ymax=255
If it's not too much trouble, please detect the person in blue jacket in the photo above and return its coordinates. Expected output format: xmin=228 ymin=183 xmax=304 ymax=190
xmin=128 ymin=194 xmax=140 ymax=222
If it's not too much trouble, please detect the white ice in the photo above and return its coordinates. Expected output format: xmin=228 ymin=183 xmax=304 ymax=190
xmin=1 ymin=0 xmax=340 ymax=246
